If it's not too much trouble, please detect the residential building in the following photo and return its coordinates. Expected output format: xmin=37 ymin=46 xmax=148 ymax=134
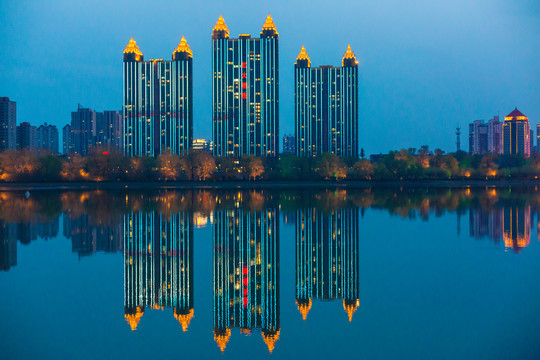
xmin=469 ymin=116 xmax=502 ymax=155
xmin=62 ymin=124 xmax=73 ymax=154
xmin=71 ymin=104 xmax=96 ymax=155
xmin=16 ymin=122 xmax=37 ymax=150
xmin=193 ymin=139 xmax=212 ymax=152
xmin=123 ymin=36 xmax=193 ymax=157
xmin=212 ymin=15 xmax=279 ymax=157
xmin=295 ymin=45 xmax=359 ymax=157
xmin=282 ymin=134 xmax=295 ymax=154
xmin=37 ymin=123 xmax=59 ymax=153
xmin=0 ymin=97 xmax=16 ymax=151
xmin=503 ymin=107 xmax=530 ymax=157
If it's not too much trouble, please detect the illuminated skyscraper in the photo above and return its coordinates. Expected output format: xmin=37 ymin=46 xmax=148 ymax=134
xmin=123 ymin=36 xmax=193 ymax=156
xmin=213 ymin=207 xmax=280 ymax=353
xmin=503 ymin=107 xmax=530 ymax=157
xmin=295 ymin=45 xmax=359 ymax=157
xmin=296 ymin=207 xmax=360 ymax=322
xmin=123 ymin=210 xmax=193 ymax=331
xmin=212 ymin=15 xmax=279 ymax=157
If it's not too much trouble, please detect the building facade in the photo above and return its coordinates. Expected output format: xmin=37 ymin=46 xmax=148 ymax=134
xmin=212 ymin=15 xmax=279 ymax=157
xmin=469 ymin=116 xmax=503 ymax=155
xmin=16 ymin=122 xmax=37 ymax=150
xmin=282 ymin=134 xmax=295 ymax=154
xmin=0 ymin=97 xmax=16 ymax=151
xmin=62 ymin=124 xmax=73 ymax=154
xmin=70 ymin=104 xmax=96 ymax=155
xmin=123 ymin=36 xmax=193 ymax=157
xmin=295 ymin=45 xmax=359 ymax=157
xmin=503 ymin=107 xmax=530 ymax=157
xmin=37 ymin=123 xmax=59 ymax=153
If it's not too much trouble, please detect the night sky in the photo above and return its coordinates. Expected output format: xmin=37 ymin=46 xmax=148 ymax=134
xmin=1 ymin=0 xmax=538 ymax=154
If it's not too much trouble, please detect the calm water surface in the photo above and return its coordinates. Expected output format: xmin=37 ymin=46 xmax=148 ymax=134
xmin=1 ymin=187 xmax=539 ymax=359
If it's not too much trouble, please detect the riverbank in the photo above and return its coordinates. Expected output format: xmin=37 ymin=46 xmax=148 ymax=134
xmin=1 ymin=179 xmax=540 ymax=191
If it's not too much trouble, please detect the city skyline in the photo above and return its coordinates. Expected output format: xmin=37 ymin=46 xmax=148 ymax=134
xmin=1 ymin=0 xmax=538 ymax=154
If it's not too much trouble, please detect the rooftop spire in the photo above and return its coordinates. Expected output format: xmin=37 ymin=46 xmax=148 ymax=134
xmin=124 ymin=306 xmax=144 ymax=331
xmin=343 ymin=299 xmax=360 ymax=322
xmin=212 ymin=14 xmax=229 ymax=38
xmin=261 ymin=13 xmax=278 ymax=34
xmin=123 ymin=37 xmax=143 ymax=61
xmin=342 ymin=44 xmax=358 ymax=66
xmin=174 ymin=308 xmax=194 ymax=332
xmin=173 ymin=35 xmax=193 ymax=58
xmin=296 ymin=298 xmax=312 ymax=320
xmin=296 ymin=45 xmax=311 ymax=67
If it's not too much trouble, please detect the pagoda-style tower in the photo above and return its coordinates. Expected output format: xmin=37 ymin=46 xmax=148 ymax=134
xmin=212 ymin=14 xmax=279 ymax=157
xmin=294 ymin=44 xmax=358 ymax=157
xmin=123 ymin=36 xmax=193 ymax=157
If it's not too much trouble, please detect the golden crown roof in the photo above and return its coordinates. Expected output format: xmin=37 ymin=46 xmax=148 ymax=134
xmin=296 ymin=45 xmax=311 ymax=67
xmin=173 ymin=35 xmax=193 ymax=58
xmin=213 ymin=14 xmax=229 ymax=37
xmin=261 ymin=13 xmax=278 ymax=34
xmin=123 ymin=37 xmax=143 ymax=56
xmin=342 ymin=44 xmax=358 ymax=66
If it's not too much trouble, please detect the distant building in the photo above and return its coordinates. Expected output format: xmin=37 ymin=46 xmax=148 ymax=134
xmin=282 ymin=134 xmax=295 ymax=154
xmin=193 ymin=139 xmax=212 ymax=152
xmin=468 ymin=116 xmax=502 ymax=155
xmin=0 ymin=97 xmax=17 ymax=151
xmin=37 ymin=123 xmax=59 ymax=153
xmin=96 ymin=111 xmax=122 ymax=149
xmin=62 ymin=124 xmax=73 ymax=154
xmin=123 ymin=36 xmax=193 ymax=157
xmin=503 ymin=107 xmax=530 ymax=157
xmin=16 ymin=122 xmax=37 ymax=150
xmin=71 ymin=104 xmax=96 ymax=155
xmin=295 ymin=45 xmax=359 ymax=157
xmin=212 ymin=15 xmax=279 ymax=158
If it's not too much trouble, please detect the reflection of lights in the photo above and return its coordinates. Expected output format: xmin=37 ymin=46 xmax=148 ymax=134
xmin=124 ymin=306 xmax=144 ymax=331
xmin=214 ymin=328 xmax=231 ymax=353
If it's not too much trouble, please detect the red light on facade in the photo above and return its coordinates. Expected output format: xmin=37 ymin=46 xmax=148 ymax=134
xmin=243 ymin=267 xmax=248 ymax=275
xmin=242 ymin=93 xmax=247 ymax=99
xmin=102 ymin=151 xmax=109 ymax=155
xmin=242 ymin=62 xmax=247 ymax=68
xmin=242 ymin=82 xmax=247 ymax=89
xmin=242 ymin=72 xmax=246 ymax=79
xmin=243 ymin=297 xmax=247 ymax=308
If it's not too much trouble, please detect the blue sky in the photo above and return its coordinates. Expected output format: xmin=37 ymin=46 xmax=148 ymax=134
xmin=0 ymin=0 xmax=538 ymax=154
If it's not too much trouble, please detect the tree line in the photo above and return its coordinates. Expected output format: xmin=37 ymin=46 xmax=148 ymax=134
xmin=0 ymin=146 xmax=539 ymax=182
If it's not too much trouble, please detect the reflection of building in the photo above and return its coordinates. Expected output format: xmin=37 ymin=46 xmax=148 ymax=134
xmin=282 ymin=134 xmax=295 ymax=154
xmin=123 ymin=36 xmax=193 ymax=157
xmin=503 ymin=107 xmax=530 ymax=157
xmin=213 ymin=208 xmax=280 ymax=353
xmin=63 ymin=213 xmax=123 ymax=258
xmin=295 ymin=45 xmax=359 ymax=157
xmin=503 ymin=205 xmax=531 ymax=253
xmin=0 ymin=222 xmax=17 ymax=271
xmin=124 ymin=211 xmax=193 ymax=331
xmin=296 ymin=208 xmax=360 ymax=322
xmin=469 ymin=208 xmax=503 ymax=241
xmin=212 ymin=15 xmax=279 ymax=157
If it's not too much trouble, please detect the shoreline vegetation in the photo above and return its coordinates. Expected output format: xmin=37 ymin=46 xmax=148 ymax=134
xmin=1 ymin=146 xmax=540 ymax=187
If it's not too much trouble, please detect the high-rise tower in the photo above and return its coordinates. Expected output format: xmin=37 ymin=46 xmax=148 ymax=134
xmin=212 ymin=15 xmax=279 ymax=157
xmin=295 ymin=45 xmax=358 ymax=157
xmin=503 ymin=107 xmax=530 ymax=158
xmin=123 ymin=36 xmax=193 ymax=157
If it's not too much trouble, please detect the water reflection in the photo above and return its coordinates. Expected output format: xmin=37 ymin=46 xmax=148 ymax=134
xmin=0 ymin=187 xmax=539 ymax=354
xmin=296 ymin=207 xmax=360 ymax=322
xmin=124 ymin=210 xmax=193 ymax=331
xmin=213 ymin=206 xmax=279 ymax=353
